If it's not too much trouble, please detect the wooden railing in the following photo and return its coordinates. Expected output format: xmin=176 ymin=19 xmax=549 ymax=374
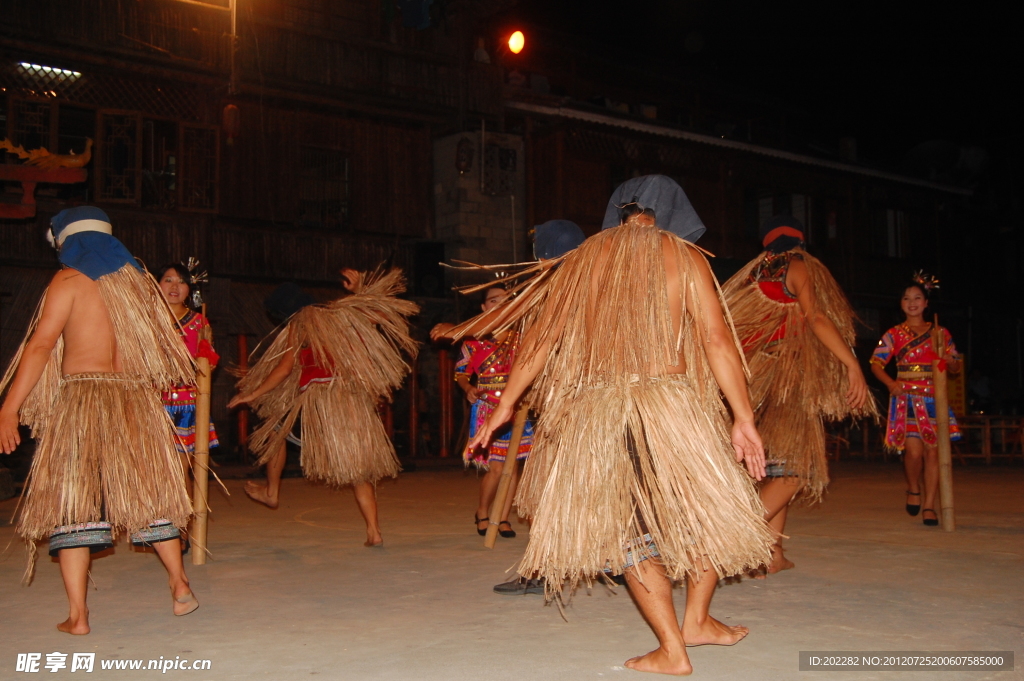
xmin=954 ymin=415 xmax=1023 ymax=464
xmin=834 ymin=415 xmax=1023 ymax=464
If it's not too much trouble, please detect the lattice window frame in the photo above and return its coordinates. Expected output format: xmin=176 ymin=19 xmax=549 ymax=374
xmin=483 ymin=143 xmax=517 ymax=196
xmin=96 ymin=109 xmax=143 ymax=205
xmin=178 ymin=123 xmax=220 ymax=214
xmin=6 ymin=96 xmax=58 ymax=152
xmin=1 ymin=62 xmax=204 ymax=123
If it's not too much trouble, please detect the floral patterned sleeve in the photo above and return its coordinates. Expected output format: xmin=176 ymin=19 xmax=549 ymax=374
xmin=871 ymin=331 xmax=895 ymax=367
xmin=454 ymin=341 xmax=473 ymax=379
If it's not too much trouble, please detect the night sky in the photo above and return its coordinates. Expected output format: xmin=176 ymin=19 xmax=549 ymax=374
xmin=508 ymin=0 xmax=1015 ymax=176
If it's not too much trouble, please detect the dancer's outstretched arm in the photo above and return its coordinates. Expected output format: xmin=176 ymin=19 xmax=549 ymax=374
xmin=228 ymin=341 xmax=297 ymax=407
xmin=786 ymin=258 xmax=868 ymax=410
xmin=683 ymin=245 xmax=765 ymax=480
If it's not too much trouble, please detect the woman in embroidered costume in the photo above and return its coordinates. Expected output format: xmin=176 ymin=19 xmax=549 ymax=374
xmin=228 ymin=267 xmax=418 ymax=547
xmin=870 ymin=274 xmax=961 ymax=527
xmin=156 ymin=264 xmax=220 ymax=461
xmin=722 ymin=215 xmax=876 ymax=574
xmin=464 ymin=175 xmax=774 ymax=675
xmin=434 ymin=221 xmax=586 ymax=542
xmin=0 ymin=207 xmax=199 ymax=634
xmin=453 ymin=287 xmax=534 ymax=538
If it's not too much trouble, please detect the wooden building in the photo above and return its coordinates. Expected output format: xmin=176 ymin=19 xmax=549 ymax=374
xmin=0 ymin=0 xmax=502 ymax=460
xmin=0 ymin=1 xmax=984 ymax=465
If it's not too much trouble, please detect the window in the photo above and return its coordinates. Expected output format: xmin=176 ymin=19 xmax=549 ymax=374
xmin=11 ymin=99 xmax=52 ymax=151
xmin=789 ymin=194 xmax=815 ymax=244
xmin=886 ymin=208 xmax=907 ymax=258
xmin=870 ymin=208 xmax=909 ymax=258
xmin=142 ymin=119 xmax=178 ymax=209
xmin=483 ymin=143 xmax=517 ymax=196
xmin=757 ymin=195 xmax=774 ymax=227
xmin=96 ymin=111 xmax=141 ymax=202
xmin=57 ymin=105 xmax=95 ymax=155
xmin=744 ymin=189 xmax=775 ymax=241
xmin=297 ymin=147 xmax=350 ymax=230
xmin=4 ymin=96 xmax=216 ymax=210
xmin=55 ymin=105 xmax=95 ymax=202
xmin=179 ymin=125 xmax=218 ymax=212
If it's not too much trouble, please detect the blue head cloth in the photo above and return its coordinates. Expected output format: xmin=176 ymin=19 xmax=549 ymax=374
xmin=49 ymin=207 xmax=141 ymax=281
xmin=601 ymin=175 xmax=706 ymax=243
xmin=533 ymin=220 xmax=585 ymax=260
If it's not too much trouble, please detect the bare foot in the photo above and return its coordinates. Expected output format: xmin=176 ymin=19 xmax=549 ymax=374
xmin=624 ymin=646 xmax=693 ymax=676
xmin=364 ymin=534 xmax=383 ymax=548
xmin=243 ymin=481 xmax=279 ymax=509
xmin=171 ymin=583 xmax=199 ymax=616
xmin=683 ymin=616 xmax=749 ymax=647
xmin=767 ymin=548 xmax=795 ymax=574
xmin=57 ymin=612 xmax=90 ymax=635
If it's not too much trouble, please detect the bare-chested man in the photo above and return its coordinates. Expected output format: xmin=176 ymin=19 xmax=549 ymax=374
xmin=470 ymin=201 xmax=773 ymax=675
xmin=0 ymin=207 xmax=197 ymax=634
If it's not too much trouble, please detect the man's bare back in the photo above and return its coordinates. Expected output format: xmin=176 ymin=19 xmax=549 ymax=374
xmin=0 ymin=268 xmax=120 ymax=453
xmin=50 ymin=269 xmax=122 ymax=375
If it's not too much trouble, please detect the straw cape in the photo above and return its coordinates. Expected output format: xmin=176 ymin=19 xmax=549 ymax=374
xmin=240 ymin=268 xmax=419 ymax=487
xmin=450 ymin=219 xmax=773 ymax=594
xmin=722 ymin=248 xmax=880 ymax=502
xmin=0 ymin=264 xmax=195 ymax=557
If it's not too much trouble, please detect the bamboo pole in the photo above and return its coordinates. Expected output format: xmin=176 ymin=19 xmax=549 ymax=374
xmin=484 ymin=407 xmax=528 ymax=548
xmin=191 ymin=316 xmax=214 ymax=564
xmin=931 ymin=315 xmax=955 ymax=532
xmin=236 ymin=333 xmax=249 ymax=464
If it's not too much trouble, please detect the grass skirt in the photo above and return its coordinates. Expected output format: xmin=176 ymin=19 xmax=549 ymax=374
xmin=516 ymin=376 xmax=772 ymax=591
xmin=241 ymin=268 xmax=416 ymax=487
xmin=251 ymin=382 xmax=400 ymax=487
xmin=722 ymin=250 xmax=879 ymax=502
xmin=17 ymin=373 xmax=192 ymax=544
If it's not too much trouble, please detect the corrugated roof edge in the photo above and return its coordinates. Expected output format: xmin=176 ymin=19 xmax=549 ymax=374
xmin=506 ymin=100 xmax=973 ymax=197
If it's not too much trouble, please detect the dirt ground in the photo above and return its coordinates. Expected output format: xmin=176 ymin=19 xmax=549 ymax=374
xmin=1 ymin=460 xmax=1021 ymax=680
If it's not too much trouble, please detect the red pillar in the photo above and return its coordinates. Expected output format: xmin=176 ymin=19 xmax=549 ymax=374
xmin=438 ymin=347 xmax=452 ymax=458
xmin=408 ymin=355 xmax=419 ymax=458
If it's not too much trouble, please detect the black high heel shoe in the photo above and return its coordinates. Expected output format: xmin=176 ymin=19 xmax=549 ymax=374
xmin=474 ymin=514 xmax=489 ymax=536
xmin=922 ymin=508 xmax=939 ymax=526
xmin=498 ymin=521 xmax=516 ymax=538
xmin=905 ymin=491 xmax=921 ymax=516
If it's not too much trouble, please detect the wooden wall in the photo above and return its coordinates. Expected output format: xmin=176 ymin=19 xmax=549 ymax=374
xmin=526 ymin=118 xmax=960 ymax=308
xmin=218 ymin=103 xmax=432 ymax=239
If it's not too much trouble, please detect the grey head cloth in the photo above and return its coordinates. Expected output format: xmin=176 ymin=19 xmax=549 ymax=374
xmin=601 ymin=175 xmax=706 ymax=243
